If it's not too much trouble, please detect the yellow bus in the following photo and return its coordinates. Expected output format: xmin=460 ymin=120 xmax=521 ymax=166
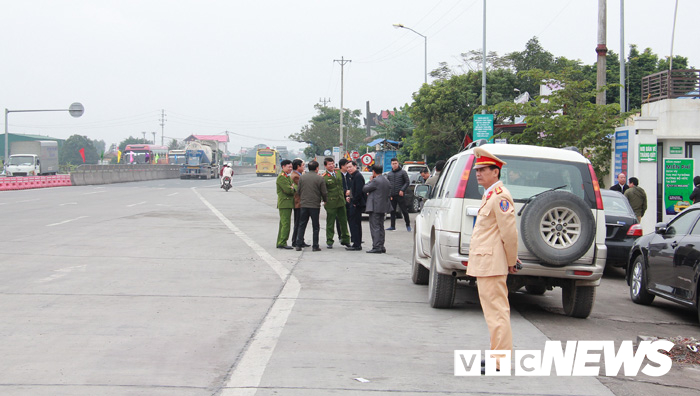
xmin=255 ymin=148 xmax=280 ymax=177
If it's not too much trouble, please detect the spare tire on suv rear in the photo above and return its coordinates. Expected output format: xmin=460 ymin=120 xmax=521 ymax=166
xmin=520 ymin=190 xmax=595 ymax=266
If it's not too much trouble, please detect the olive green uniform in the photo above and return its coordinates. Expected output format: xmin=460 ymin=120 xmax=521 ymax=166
xmin=323 ymin=170 xmax=350 ymax=246
xmin=276 ymin=172 xmax=295 ymax=247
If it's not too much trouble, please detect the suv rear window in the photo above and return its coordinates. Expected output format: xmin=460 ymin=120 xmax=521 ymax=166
xmin=462 ymin=155 xmax=596 ymax=209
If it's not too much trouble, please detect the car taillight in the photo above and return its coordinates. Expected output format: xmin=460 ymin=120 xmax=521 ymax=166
xmin=627 ymin=224 xmax=643 ymax=236
xmin=455 ymin=155 xmax=475 ymax=198
xmin=588 ymin=163 xmax=604 ymax=210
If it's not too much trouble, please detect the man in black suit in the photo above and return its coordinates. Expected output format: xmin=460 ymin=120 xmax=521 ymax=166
xmin=335 ymin=158 xmax=352 ymax=246
xmin=345 ymin=161 xmax=366 ymax=251
xmin=610 ymin=172 xmax=630 ymax=193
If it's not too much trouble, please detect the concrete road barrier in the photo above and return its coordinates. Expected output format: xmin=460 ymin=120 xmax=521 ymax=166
xmin=70 ymin=164 xmax=182 ymax=186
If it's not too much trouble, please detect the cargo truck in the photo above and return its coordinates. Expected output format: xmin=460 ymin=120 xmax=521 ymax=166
xmin=180 ymin=140 xmax=221 ymax=179
xmin=5 ymin=140 xmax=59 ymax=176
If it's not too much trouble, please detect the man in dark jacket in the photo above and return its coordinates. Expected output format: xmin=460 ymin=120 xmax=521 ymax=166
xmin=690 ymin=176 xmax=700 ymax=204
xmin=345 ymin=161 xmax=366 ymax=251
xmin=624 ymin=177 xmax=647 ymax=223
xmin=295 ymin=161 xmax=327 ymax=251
xmin=610 ymin=172 xmax=630 ymax=193
xmin=363 ymin=164 xmax=392 ymax=253
xmin=386 ymin=158 xmax=411 ymax=231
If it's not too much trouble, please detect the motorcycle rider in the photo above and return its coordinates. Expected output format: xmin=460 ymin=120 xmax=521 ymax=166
xmin=220 ymin=163 xmax=234 ymax=188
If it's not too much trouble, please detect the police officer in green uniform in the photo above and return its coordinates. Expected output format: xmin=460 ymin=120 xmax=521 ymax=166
xmin=276 ymin=159 xmax=295 ymax=249
xmin=322 ymin=157 xmax=350 ymax=248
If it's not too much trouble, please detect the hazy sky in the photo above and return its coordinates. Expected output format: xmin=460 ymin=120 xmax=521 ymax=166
xmin=1 ymin=0 xmax=697 ymax=154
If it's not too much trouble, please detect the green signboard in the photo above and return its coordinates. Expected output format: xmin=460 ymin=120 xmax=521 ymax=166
xmin=663 ymin=158 xmax=694 ymax=215
xmin=638 ymin=144 xmax=657 ymax=162
xmin=473 ymin=114 xmax=494 ymax=141
xmin=670 ymin=146 xmax=683 ymax=154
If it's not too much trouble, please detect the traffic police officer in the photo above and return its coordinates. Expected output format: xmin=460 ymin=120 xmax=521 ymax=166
xmin=276 ymin=159 xmax=295 ymax=249
xmin=468 ymin=147 xmax=519 ymax=374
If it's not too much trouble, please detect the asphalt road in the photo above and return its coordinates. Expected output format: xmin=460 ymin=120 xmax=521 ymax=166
xmin=0 ymin=173 xmax=698 ymax=396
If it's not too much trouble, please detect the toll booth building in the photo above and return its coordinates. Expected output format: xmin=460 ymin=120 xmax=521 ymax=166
xmin=612 ymin=69 xmax=700 ymax=232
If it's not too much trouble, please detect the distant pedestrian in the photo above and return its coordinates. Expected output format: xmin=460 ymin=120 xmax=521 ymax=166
xmin=610 ymin=172 xmax=630 ymax=193
xmin=275 ymin=159 xmax=295 ymax=249
xmin=624 ymin=177 xmax=647 ymax=223
xmin=322 ymin=158 xmax=350 ymax=249
xmin=345 ymin=161 xmax=366 ymax=251
xmin=290 ymin=159 xmax=308 ymax=248
xmin=425 ymin=160 xmax=445 ymax=190
xmin=690 ymin=176 xmax=700 ymax=204
xmin=386 ymin=158 xmax=411 ymax=232
xmin=295 ymin=160 xmax=327 ymax=252
xmin=419 ymin=168 xmax=430 ymax=183
xmin=363 ymin=164 xmax=392 ymax=253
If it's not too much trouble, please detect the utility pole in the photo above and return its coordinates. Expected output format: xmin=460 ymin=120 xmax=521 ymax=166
xmin=142 ymin=131 xmax=146 ymax=142
xmin=481 ymin=0 xmax=487 ymax=114
xmin=333 ymin=57 xmax=351 ymax=150
xmin=596 ymin=0 xmax=608 ymax=105
xmin=319 ymin=97 xmax=331 ymax=106
xmin=159 ymin=109 xmax=166 ymax=146
xmin=152 ymin=132 xmax=156 ymax=146
xmin=620 ymin=0 xmax=625 ymax=113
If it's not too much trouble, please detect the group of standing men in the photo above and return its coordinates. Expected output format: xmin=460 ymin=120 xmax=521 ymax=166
xmin=611 ymin=172 xmax=647 ymax=222
xmin=276 ymin=157 xmax=408 ymax=253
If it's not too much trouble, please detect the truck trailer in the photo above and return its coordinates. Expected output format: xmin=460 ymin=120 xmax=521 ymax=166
xmin=6 ymin=140 xmax=59 ymax=176
xmin=180 ymin=140 xmax=221 ymax=179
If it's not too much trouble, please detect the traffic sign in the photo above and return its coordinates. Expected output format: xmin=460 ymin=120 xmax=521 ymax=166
xmin=351 ymin=151 xmax=360 ymax=159
xmin=360 ymin=154 xmax=373 ymax=166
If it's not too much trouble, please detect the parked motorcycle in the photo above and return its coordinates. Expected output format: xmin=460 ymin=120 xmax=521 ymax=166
xmin=222 ymin=176 xmax=232 ymax=192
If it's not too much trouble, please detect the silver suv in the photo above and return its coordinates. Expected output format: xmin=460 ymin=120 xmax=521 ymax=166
xmin=412 ymin=143 xmax=607 ymax=318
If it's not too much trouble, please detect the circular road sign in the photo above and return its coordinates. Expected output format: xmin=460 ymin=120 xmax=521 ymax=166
xmin=324 ymin=149 xmax=332 ymax=156
xmin=360 ymin=154 xmax=373 ymax=166
xmin=69 ymin=102 xmax=84 ymax=118
xmin=351 ymin=151 xmax=360 ymax=159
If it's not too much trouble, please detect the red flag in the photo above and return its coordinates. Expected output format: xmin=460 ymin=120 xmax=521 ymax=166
xmin=79 ymin=148 xmax=85 ymax=163
xmin=463 ymin=133 xmax=473 ymax=148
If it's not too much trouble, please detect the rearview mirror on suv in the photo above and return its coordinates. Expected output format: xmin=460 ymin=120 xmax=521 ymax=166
xmin=414 ymin=184 xmax=430 ymax=199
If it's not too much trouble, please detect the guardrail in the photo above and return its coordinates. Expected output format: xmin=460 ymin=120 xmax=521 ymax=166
xmin=70 ymin=164 xmax=181 ymax=186
xmin=641 ymin=69 xmax=700 ymax=104
xmin=0 ymin=175 xmax=72 ymax=191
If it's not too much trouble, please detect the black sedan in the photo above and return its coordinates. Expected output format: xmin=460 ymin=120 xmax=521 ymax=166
xmin=627 ymin=204 xmax=700 ymax=323
xmin=601 ymin=190 xmax=642 ymax=267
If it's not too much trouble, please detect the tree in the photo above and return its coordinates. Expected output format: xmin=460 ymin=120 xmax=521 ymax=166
xmin=92 ymin=139 xmax=106 ymax=156
xmin=168 ymin=138 xmax=185 ymax=150
xmin=487 ymin=69 xmax=627 ymax=181
xmin=626 ymin=45 xmax=659 ymax=111
xmin=60 ymin=135 xmax=99 ymax=165
xmin=289 ymin=104 xmax=365 ymax=158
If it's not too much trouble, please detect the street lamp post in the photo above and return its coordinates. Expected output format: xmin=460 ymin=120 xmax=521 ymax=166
xmin=4 ymin=102 xmax=84 ymax=168
xmin=393 ymin=23 xmax=427 ymax=85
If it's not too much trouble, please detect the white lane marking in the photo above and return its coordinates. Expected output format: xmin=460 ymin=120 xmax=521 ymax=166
xmin=82 ymin=190 xmax=106 ymax=195
xmin=46 ymin=216 xmax=88 ymax=227
xmin=59 ymin=202 xmax=78 ymax=206
xmin=236 ymin=179 xmax=277 ymax=188
xmin=192 ymin=188 xmax=300 ymax=396
xmin=167 ymin=192 xmax=179 ymax=196
xmin=127 ymin=201 xmax=147 ymax=207
xmin=36 ymin=265 xmax=86 ymax=283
